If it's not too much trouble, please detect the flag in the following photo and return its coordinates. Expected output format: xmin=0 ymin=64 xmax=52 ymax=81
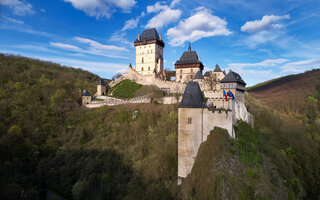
xmin=228 ymin=90 xmax=234 ymax=99
xmin=223 ymin=90 xmax=228 ymax=101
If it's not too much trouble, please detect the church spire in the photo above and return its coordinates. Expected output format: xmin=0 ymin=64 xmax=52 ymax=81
xmin=188 ymin=41 xmax=191 ymax=52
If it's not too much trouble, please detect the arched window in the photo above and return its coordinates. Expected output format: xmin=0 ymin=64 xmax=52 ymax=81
xmin=142 ymin=57 xmax=144 ymax=63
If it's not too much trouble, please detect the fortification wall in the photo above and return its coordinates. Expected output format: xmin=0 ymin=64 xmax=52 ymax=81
xmin=203 ymin=109 xmax=234 ymax=139
xmin=109 ymin=67 xmax=186 ymax=93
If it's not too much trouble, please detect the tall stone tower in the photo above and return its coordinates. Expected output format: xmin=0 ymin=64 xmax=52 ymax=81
xmin=134 ymin=28 xmax=164 ymax=75
xmin=178 ymin=81 xmax=207 ymax=185
xmin=97 ymin=79 xmax=107 ymax=96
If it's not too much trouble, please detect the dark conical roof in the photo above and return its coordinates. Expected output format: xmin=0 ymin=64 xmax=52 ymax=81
xmin=179 ymin=81 xmax=207 ymax=108
xmin=97 ymin=79 xmax=106 ymax=86
xmin=213 ymin=64 xmax=222 ymax=72
xmin=194 ymin=70 xmax=204 ymax=79
xmin=175 ymin=50 xmax=200 ymax=65
xmin=220 ymin=70 xmax=246 ymax=85
xmin=83 ymin=89 xmax=91 ymax=96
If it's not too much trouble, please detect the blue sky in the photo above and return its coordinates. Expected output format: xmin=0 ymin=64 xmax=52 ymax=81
xmin=1 ymin=0 xmax=320 ymax=86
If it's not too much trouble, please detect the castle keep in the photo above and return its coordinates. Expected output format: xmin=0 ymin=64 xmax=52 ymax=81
xmin=134 ymin=28 xmax=164 ymax=75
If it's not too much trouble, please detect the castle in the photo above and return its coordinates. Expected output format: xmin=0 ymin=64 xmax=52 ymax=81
xmin=83 ymin=28 xmax=253 ymax=184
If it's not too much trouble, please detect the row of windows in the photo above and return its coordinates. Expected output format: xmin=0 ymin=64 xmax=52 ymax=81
xmin=178 ymin=68 xmax=197 ymax=74
xmin=139 ymin=45 xmax=162 ymax=49
xmin=179 ymin=75 xmax=193 ymax=80
xmin=141 ymin=67 xmax=151 ymax=71
xmin=139 ymin=49 xmax=153 ymax=54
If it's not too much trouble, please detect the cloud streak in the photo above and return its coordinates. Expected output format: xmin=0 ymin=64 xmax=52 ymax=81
xmin=63 ymin=0 xmax=136 ymax=19
xmin=0 ymin=0 xmax=35 ymax=16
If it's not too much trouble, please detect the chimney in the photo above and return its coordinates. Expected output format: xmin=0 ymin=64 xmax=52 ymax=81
xmin=138 ymin=33 xmax=140 ymax=40
xmin=159 ymin=34 xmax=162 ymax=40
xmin=198 ymin=56 xmax=200 ymax=61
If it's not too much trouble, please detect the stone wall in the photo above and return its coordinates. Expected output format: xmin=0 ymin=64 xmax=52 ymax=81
xmin=109 ymin=67 xmax=186 ymax=93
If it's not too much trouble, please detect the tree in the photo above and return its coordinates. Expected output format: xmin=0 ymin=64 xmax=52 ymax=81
xmin=204 ymin=72 xmax=219 ymax=91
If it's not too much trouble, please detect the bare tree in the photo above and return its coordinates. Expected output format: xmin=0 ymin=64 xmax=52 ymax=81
xmin=112 ymin=73 xmax=122 ymax=81
xmin=204 ymin=73 xmax=219 ymax=91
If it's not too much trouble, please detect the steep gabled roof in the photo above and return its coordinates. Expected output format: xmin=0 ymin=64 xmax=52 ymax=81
xmin=213 ymin=64 xmax=222 ymax=72
xmin=97 ymin=79 xmax=106 ymax=86
xmin=135 ymin=28 xmax=160 ymax=42
xmin=220 ymin=71 xmax=246 ymax=85
xmin=194 ymin=70 xmax=204 ymax=79
xmin=83 ymin=89 xmax=91 ymax=96
xmin=179 ymin=81 xmax=207 ymax=108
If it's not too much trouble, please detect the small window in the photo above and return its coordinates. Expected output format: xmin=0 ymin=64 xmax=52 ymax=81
xmin=188 ymin=118 xmax=192 ymax=124
xmin=142 ymin=67 xmax=144 ymax=71
xmin=148 ymin=67 xmax=150 ymax=71
xmin=142 ymin=57 xmax=144 ymax=63
xmin=180 ymin=69 xmax=182 ymax=73
xmin=191 ymin=69 xmax=193 ymax=73
xmin=180 ymin=75 xmax=182 ymax=79
xmin=151 ymin=49 xmax=153 ymax=53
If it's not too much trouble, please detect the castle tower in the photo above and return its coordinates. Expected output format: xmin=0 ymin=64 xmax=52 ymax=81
xmin=175 ymin=42 xmax=204 ymax=83
xmin=220 ymin=70 xmax=246 ymax=103
xmin=178 ymin=81 xmax=236 ymax=185
xmin=97 ymin=79 xmax=107 ymax=96
xmin=178 ymin=81 xmax=207 ymax=184
xmin=134 ymin=28 xmax=164 ymax=75
xmin=82 ymin=89 xmax=91 ymax=105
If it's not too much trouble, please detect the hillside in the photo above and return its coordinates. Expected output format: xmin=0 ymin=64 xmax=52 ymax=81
xmin=0 ymin=54 xmax=319 ymax=200
xmin=247 ymin=69 xmax=320 ymax=115
xmin=0 ymin=54 xmax=178 ymax=200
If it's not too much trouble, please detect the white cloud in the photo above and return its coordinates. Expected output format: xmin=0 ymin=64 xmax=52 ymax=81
xmin=63 ymin=0 xmax=136 ymax=19
xmin=170 ymin=0 xmax=180 ymax=7
xmin=167 ymin=7 xmax=232 ymax=46
xmin=227 ymin=58 xmax=291 ymax=86
xmin=145 ymin=8 xmax=181 ymax=29
xmin=2 ymin=15 xmax=24 ymax=24
xmin=229 ymin=59 xmax=288 ymax=69
xmin=122 ymin=12 xmax=145 ymax=31
xmin=116 ymin=68 xmax=128 ymax=73
xmin=281 ymin=59 xmax=320 ymax=74
xmin=50 ymin=37 xmax=129 ymax=58
xmin=147 ymin=2 xmax=169 ymax=13
xmin=36 ymin=56 xmax=129 ymax=74
xmin=0 ymin=0 xmax=35 ymax=16
xmin=109 ymin=31 xmax=132 ymax=46
xmin=241 ymin=14 xmax=290 ymax=33
xmin=74 ymin=36 xmax=129 ymax=52
xmin=50 ymin=42 xmax=82 ymax=51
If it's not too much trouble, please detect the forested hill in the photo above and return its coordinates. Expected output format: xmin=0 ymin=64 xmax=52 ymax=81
xmin=0 ymin=54 xmax=179 ymax=199
xmin=247 ymin=69 xmax=320 ymax=115
xmin=0 ymin=54 xmax=319 ymax=200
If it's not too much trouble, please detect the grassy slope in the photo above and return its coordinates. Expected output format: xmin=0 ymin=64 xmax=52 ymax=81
xmin=109 ymin=79 xmax=163 ymax=99
xmin=247 ymin=69 xmax=320 ymax=114
xmin=109 ymin=79 xmax=143 ymax=98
